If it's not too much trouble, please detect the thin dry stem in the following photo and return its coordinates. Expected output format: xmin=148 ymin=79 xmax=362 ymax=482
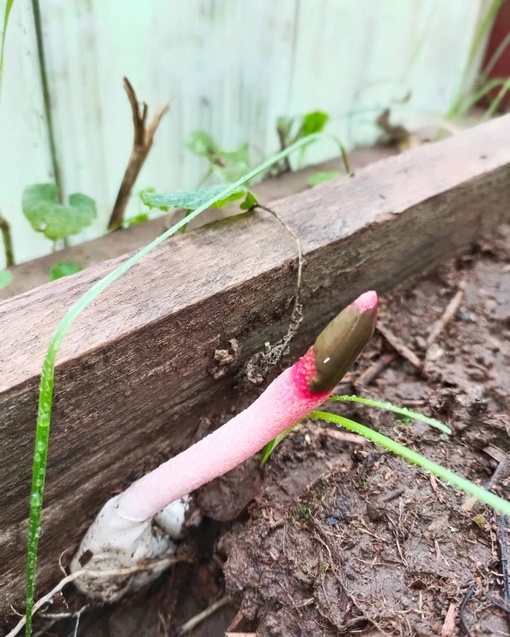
xmin=6 ymin=556 xmax=183 ymax=637
xmin=0 ymin=213 xmax=14 ymax=267
xmin=178 ymin=596 xmax=231 ymax=635
xmin=426 ymin=283 xmax=465 ymax=349
xmin=108 ymin=77 xmax=169 ymax=231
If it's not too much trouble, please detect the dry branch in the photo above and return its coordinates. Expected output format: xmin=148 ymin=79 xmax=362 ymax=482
xmin=107 ymin=77 xmax=169 ymax=231
xmin=0 ymin=212 xmax=14 ymax=267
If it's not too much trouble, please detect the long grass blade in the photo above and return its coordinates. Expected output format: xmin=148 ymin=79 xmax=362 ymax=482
xmin=329 ymin=395 xmax=451 ymax=434
xmin=0 ymin=0 xmax=15 ymax=94
xmin=310 ymin=410 xmax=510 ymax=515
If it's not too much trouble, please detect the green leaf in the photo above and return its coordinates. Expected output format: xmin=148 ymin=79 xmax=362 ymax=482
xmin=298 ymin=110 xmax=329 ymax=138
xmin=211 ymin=143 xmax=251 ymax=182
xmin=307 ymin=171 xmax=341 ymax=187
xmin=141 ymin=184 xmax=248 ymax=212
xmin=187 ymin=131 xmax=218 ymax=157
xmin=22 ymin=184 xmax=97 ymax=241
xmin=49 ymin=261 xmax=82 ymax=281
xmin=187 ymin=132 xmax=250 ymax=182
xmin=0 ymin=269 xmax=12 ymax=288
xmin=125 ymin=212 xmax=149 ymax=228
xmin=240 ymin=190 xmax=258 ymax=210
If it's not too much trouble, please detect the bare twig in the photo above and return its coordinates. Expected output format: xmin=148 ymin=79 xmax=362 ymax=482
xmin=426 ymin=283 xmax=465 ymax=350
xmin=440 ymin=602 xmax=458 ymax=637
xmin=459 ymin=583 xmax=476 ymax=636
xmin=377 ymin=324 xmax=423 ymax=371
xmin=178 ymin=596 xmax=232 ymax=635
xmin=495 ymin=512 xmax=510 ymax=629
xmin=6 ymin=556 xmax=184 ymax=637
xmin=355 ymin=352 xmax=396 ymax=387
xmin=108 ymin=77 xmax=169 ymax=231
xmin=226 ymin=608 xmax=246 ymax=632
xmin=462 ymin=446 xmax=509 ymax=512
xmin=0 ymin=213 xmax=14 ymax=267
xmin=275 ymin=124 xmax=292 ymax=175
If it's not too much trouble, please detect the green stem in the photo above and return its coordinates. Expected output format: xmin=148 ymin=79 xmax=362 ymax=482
xmin=31 ymin=0 xmax=62 ymax=202
xmin=0 ymin=214 xmax=14 ymax=266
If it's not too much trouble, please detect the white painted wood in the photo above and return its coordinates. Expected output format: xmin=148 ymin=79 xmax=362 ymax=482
xmin=0 ymin=0 xmax=493 ymax=267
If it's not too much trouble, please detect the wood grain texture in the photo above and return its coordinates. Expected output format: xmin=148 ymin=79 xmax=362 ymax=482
xmin=2 ymin=115 xmax=510 ymax=619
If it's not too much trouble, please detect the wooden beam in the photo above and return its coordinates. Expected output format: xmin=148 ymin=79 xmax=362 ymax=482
xmin=1 ymin=115 xmax=510 ymax=618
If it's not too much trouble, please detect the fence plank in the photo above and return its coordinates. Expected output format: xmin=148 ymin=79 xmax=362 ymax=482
xmin=1 ymin=115 xmax=510 ymax=619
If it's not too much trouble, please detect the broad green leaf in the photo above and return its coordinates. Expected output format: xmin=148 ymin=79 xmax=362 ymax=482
xmin=307 ymin=171 xmax=340 ymax=187
xmin=298 ymin=110 xmax=329 ymax=138
xmin=0 ymin=269 xmax=12 ymax=288
xmin=49 ymin=261 xmax=82 ymax=281
xmin=22 ymin=184 xmax=97 ymax=241
xmin=141 ymin=184 xmax=248 ymax=212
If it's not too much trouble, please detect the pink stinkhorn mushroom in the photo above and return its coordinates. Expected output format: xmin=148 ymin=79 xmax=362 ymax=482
xmin=71 ymin=291 xmax=378 ymax=601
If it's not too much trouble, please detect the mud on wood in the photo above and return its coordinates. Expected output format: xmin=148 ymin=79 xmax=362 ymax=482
xmin=1 ymin=115 xmax=510 ymax=618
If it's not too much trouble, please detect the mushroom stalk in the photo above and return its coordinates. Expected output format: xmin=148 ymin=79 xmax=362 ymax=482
xmin=71 ymin=291 xmax=377 ymax=601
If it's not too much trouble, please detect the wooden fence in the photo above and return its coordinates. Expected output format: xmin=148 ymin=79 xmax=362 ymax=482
xmin=0 ymin=0 xmax=492 ymax=266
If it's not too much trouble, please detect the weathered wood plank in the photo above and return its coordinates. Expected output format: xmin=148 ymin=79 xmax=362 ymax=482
xmin=2 ymin=115 xmax=510 ymax=618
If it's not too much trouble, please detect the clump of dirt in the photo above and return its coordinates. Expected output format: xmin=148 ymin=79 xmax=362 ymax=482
xmin=40 ymin=226 xmax=510 ymax=636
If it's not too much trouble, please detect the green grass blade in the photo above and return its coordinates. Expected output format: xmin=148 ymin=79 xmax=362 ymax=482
xmin=329 ymin=395 xmax=451 ymax=434
xmin=448 ymin=0 xmax=505 ymax=118
xmin=482 ymin=78 xmax=510 ymax=120
xmin=260 ymin=423 xmax=298 ymax=467
xmin=23 ymin=131 xmax=345 ymax=636
xmin=310 ymin=410 xmax=510 ymax=516
xmin=0 ymin=0 xmax=15 ymax=94
xmin=479 ymin=31 xmax=510 ymax=84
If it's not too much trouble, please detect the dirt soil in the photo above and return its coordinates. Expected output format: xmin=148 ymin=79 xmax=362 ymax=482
xmin=38 ymin=224 xmax=510 ymax=637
